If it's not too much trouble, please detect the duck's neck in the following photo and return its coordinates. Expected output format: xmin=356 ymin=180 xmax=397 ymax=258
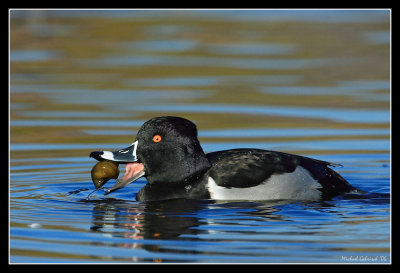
xmin=136 ymin=170 xmax=210 ymax=201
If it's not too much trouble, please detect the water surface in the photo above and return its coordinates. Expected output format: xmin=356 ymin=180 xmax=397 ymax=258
xmin=10 ymin=9 xmax=390 ymax=263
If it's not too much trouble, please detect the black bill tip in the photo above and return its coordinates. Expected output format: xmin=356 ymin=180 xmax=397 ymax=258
xmin=89 ymin=151 xmax=104 ymax=161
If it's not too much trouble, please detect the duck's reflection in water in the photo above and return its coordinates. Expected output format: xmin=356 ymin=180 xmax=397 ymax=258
xmin=88 ymin=198 xmax=290 ymax=262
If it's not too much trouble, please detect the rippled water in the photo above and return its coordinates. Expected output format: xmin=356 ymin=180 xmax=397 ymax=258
xmin=10 ymin=9 xmax=390 ymax=263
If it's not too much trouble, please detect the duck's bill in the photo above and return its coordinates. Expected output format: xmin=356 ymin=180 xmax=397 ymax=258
xmin=90 ymin=141 xmax=138 ymax=163
xmin=104 ymin=162 xmax=145 ymax=195
xmin=90 ymin=140 xmax=146 ymax=194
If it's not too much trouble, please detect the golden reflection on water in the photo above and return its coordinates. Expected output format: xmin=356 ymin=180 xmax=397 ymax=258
xmin=10 ymin=10 xmax=390 ymax=158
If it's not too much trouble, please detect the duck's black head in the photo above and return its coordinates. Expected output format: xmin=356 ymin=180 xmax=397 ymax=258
xmin=90 ymin=116 xmax=212 ymax=193
xmin=136 ymin=116 xmax=211 ymax=185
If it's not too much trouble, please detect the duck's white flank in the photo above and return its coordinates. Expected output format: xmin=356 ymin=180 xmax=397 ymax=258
xmin=207 ymin=166 xmax=322 ymax=201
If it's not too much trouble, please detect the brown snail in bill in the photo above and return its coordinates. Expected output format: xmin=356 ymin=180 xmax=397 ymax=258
xmin=87 ymin=160 xmax=119 ymax=199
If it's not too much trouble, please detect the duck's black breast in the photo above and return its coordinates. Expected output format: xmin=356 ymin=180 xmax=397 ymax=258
xmin=136 ymin=172 xmax=211 ymax=201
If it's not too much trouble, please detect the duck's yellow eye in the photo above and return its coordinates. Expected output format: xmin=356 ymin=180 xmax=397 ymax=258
xmin=153 ymin=135 xmax=162 ymax=143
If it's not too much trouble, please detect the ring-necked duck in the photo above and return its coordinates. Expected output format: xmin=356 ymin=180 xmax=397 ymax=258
xmin=90 ymin=116 xmax=356 ymax=201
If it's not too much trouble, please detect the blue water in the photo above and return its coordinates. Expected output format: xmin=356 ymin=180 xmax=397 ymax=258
xmin=10 ymin=150 xmax=390 ymax=263
xmin=10 ymin=9 xmax=390 ymax=263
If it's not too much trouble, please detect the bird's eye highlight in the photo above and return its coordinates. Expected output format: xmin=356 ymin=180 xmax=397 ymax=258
xmin=152 ymin=135 xmax=162 ymax=143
